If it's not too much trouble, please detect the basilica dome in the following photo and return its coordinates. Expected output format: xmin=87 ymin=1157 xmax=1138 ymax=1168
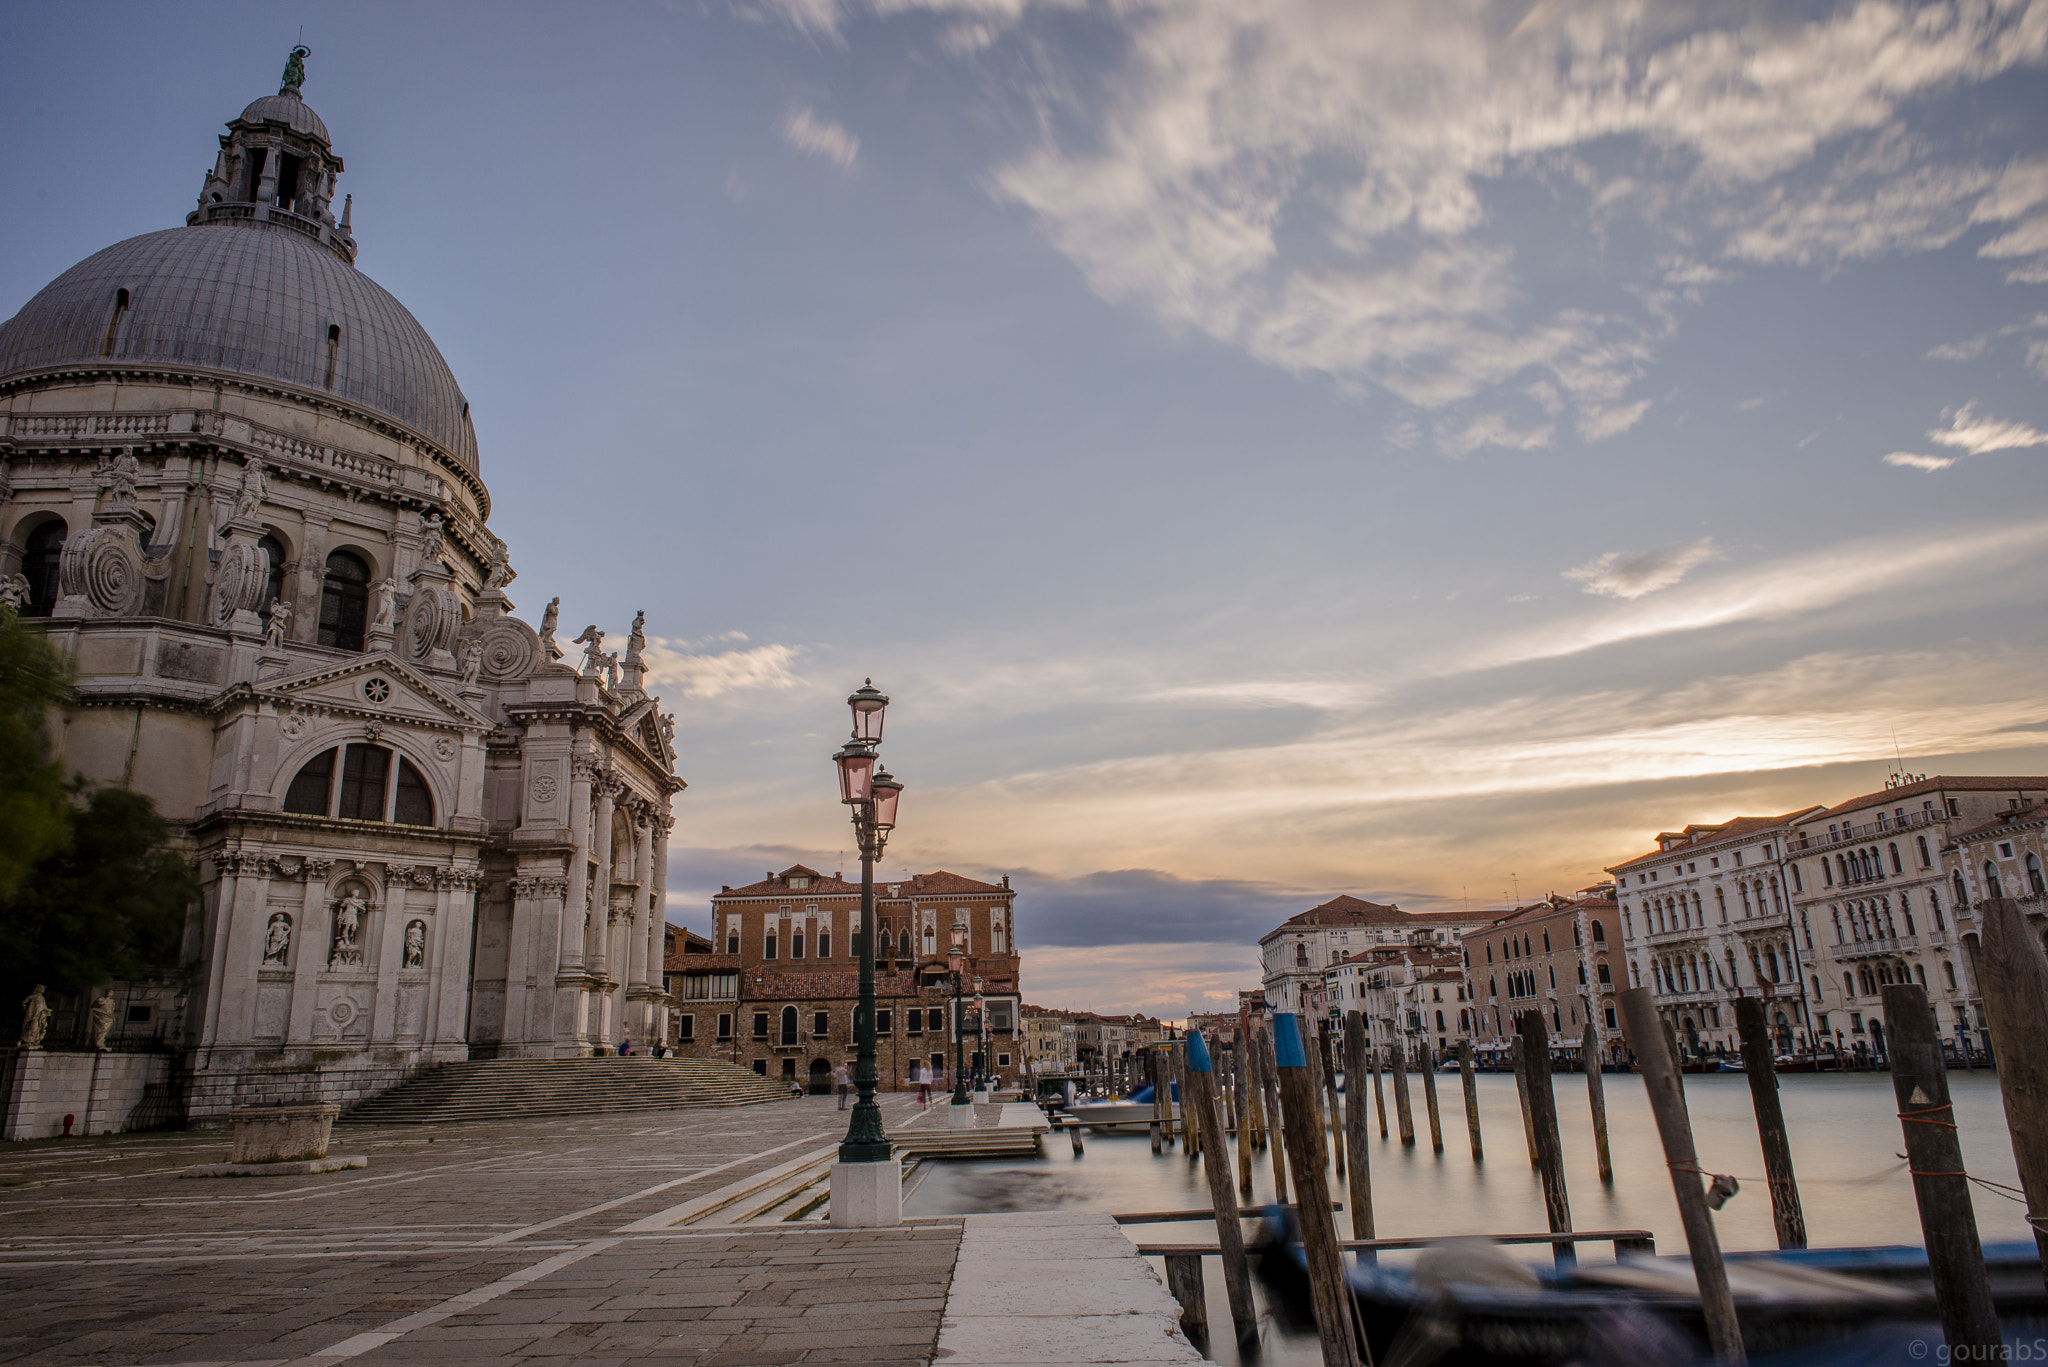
xmin=0 ymin=80 xmax=478 ymax=474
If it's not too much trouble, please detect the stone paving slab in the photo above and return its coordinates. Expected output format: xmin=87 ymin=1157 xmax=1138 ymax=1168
xmin=0 ymin=1096 xmax=964 ymax=1367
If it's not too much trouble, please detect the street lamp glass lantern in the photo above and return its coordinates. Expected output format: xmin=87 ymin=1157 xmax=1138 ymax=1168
xmin=834 ymin=742 xmax=876 ymax=804
xmin=848 ymin=680 xmax=889 ymax=743
xmin=869 ymin=768 xmax=903 ymax=829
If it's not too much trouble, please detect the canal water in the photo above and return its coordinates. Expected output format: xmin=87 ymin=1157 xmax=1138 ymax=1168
xmin=902 ymin=1071 xmax=2034 ymax=1364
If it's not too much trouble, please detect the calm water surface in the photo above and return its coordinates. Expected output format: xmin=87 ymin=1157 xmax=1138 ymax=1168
xmin=903 ymin=1071 xmax=2033 ymax=1364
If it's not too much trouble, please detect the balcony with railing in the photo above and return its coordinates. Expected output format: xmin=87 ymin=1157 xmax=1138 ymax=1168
xmin=1799 ymin=808 xmax=1948 ymax=848
xmin=1831 ymin=934 xmax=1920 ymax=961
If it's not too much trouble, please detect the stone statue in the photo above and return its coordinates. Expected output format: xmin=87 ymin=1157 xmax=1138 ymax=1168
xmin=99 ymin=451 xmax=141 ymax=507
xmin=229 ymin=459 xmax=267 ymax=526
xmin=263 ymin=598 xmax=292 ymax=650
xmin=88 ymin=992 xmax=116 ymax=1051
xmin=282 ymin=45 xmax=308 ymax=92
xmin=263 ymin=911 xmax=292 ymax=964
xmin=483 ymin=534 xmax=516 ymax=590
xmin=0 ymin=573 xmax=29 ymax=613
xmin=600 ymin=650 xmax=620 ymax=689
xmin=659 ymin=712 xmax=675 ymax=741
xmin=626 ymin=610 xmax=646 ymax=664
xmin=459 ymin=636 xmax=483 ymax=686
xmin=403 ymin=920 xmax=426 ymax=969
xmin=573 ymin=624 xmax=605 ymax=678
xmin=330 ymin=891 xmax=367 ymax=967
xmin=539 ymin=596 xmax=562 ymax=659
xmin=19 ymin=985 xmax=50 ymax=1049
xmin=418 ymin=512 xmax=445 ymax=567
xmin=370 ymin=577 xmax=398 ymax=633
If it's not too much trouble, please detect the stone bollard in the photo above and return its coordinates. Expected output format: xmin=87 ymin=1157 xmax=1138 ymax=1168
xmin=230 ymin=1103 xmax=340 ymax=1162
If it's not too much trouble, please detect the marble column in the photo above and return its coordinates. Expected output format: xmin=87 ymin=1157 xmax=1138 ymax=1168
xmin=556 ymin=759 xmax=596 ymax=1050
xmin=644 ymin=818 xmax=670 ymax=1042
xmin=627 ymin=812 xmax=653 ymax=992
xmin=285 ymin=865 xmax=331 ymax=1043
xmin=589 ymin=778 xmax=615 ymax=978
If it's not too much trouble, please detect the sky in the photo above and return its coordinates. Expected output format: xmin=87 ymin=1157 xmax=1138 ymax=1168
xmin=4 ymin=1 xmax=2046 ymax=1021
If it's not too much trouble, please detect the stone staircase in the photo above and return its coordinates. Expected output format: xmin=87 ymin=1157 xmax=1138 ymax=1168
xmin=338 ymin=1056 xmax=791 ymax=1125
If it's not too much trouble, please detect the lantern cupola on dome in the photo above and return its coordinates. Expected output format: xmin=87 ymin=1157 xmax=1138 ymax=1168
xmin=187 ymin=46 xmax=356 ymax=265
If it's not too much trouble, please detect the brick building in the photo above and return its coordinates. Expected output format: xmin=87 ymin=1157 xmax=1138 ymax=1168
xmin=663 ymin=864 xmax=1022 ymax=1091
xmin=1463 ymin=888 xmax=1620 ymax=1053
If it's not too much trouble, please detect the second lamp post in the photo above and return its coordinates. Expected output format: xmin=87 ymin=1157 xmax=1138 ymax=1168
xmin=827 ymin=680 xmax=905 ymax=1225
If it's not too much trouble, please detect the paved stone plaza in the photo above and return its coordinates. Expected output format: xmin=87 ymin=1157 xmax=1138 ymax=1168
xmin=0 ymin=1095 xmax=964 ymax=1367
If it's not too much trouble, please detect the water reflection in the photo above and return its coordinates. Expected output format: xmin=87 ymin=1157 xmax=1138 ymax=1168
xmin=903 ymin=1071 xmax=2031 ymax=1365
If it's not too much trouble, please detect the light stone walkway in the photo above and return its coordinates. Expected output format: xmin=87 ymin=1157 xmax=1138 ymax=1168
xmin=0 ymin=1094 xmax=963 ymax=1367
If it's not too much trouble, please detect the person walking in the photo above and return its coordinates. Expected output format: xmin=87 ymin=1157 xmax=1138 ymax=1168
xmin=834 ymin=1062 xmax=851 ymax=1110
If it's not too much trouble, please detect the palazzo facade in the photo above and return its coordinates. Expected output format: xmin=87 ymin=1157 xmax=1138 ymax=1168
xmin=0 ymin=57 xmax=685 ymax=1123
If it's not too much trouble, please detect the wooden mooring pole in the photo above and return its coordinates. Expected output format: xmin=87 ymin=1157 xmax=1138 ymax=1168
xmin=1459 ymin=1038 xmax=1483 ymax=1161
xmin=1318 ymin=1021 xmax=1347 ymax=1179
xmin=1734 ymin=997 xmax=1805 ymax=1249
xmin=1973 ymin=897 xmax=2048 ymax=1285
xmin=1391 ymin=1034 xmax=1416 ymax=1146
xmin=1419 ymin=1041 xmax=1444 ymax=1154
xmin=1371 ymin=1043 xmax=1388 ymax=1138
xmin=1341 ymin=1010 xmax=1377 ymax=1263
xmin=1511 ymin=1034 xmax=1539 ymax=1169
xmin=1186 ymin=1030 xmax=1259 ymax=1347
xmin=1236 ymin=1037 xmax=1257 ymax=1199
xmin=1515 ymin=1012 xmax=1575 ymax=1269
xmin=1256 ymin=1027 xmax=1289 ymax=1203
xmin=1582 ymin=1020 xmax=1612 ymax=1185
xmin=1618 ymin=986 xmax=1744 ymax=1364
xmin=1883 ymin=982 xmax=2001 ymax=1359
xmin=1273 ymin=1013 xmax=1362 ymax=1367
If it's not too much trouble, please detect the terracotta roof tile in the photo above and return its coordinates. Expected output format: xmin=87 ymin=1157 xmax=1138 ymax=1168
xmin=1819 ymin=776 xmax=2048 ymax=819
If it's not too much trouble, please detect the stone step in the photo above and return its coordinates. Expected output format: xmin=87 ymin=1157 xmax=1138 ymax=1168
xmin=339 ymin=1057 xmax=792 ymax=1125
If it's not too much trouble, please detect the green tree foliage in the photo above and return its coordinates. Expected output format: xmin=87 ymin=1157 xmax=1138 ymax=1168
xmin=0 ymin=786 xmax=198 ymax=1005
xmin=0 ymin=610 xmax=71 ymax=901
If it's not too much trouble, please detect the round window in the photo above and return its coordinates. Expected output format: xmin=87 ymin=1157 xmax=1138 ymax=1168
xmin=363 ymin=678 xmax=391 ymax=703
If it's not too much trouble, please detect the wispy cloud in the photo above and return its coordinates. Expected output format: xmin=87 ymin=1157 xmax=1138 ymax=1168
xmin=779 ymin=106 xmax=860 ymax=170
xmin=1563 ymin=538 xmax=1718 ymax=600
xmin=638 ymin=639 xmax=807 ymax=698
xmin=1884 ymin=450 xmax=1957 ymax=472
xmin=1929 ymin=404 xmax=2048 ymax=456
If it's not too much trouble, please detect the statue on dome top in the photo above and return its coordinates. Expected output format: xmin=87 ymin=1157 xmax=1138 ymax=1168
xmin=282 ymin=45 xmax=309 ymax=93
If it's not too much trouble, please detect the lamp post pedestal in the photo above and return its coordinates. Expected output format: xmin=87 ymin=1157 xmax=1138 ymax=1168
xmin=829 ymin=1159 xmax=903 ymax=1227
xmin=948 ymin=1102 xmax=975 ymax=1129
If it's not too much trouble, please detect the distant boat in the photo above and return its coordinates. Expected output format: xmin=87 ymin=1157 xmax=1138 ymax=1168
xmin=1070 ymin=1082 xmax=1178 ymax=1133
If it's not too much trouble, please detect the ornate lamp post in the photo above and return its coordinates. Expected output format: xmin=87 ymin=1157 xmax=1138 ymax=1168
xmin=947 ymin=917 xmax=973 ymax=1124
xmin=971 ymin=975 xmax=987 ymax=1097
xmin=828 ymin=680 xmax=905 ymax=1226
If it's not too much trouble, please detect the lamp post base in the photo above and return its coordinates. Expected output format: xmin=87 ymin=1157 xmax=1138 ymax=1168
xmin=948 ymin=1101 xmax=976 ymax=1129
xmin=828 ymin=1159 xmax=902 ymax=1227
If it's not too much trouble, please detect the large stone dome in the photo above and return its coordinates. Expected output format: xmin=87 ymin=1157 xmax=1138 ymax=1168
xmin=0 ymin=221 xmax=479 ymax=472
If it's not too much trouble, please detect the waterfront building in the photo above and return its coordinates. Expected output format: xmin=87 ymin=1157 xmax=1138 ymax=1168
xmin=1608 ymin=810 xmax=1818 ymax=1059
xmin=1792 ymin=776 xmax=2047 ymax=1061
xmin=1463 ymin=888 xmax=1620 ymax=1054
xmin=1021 ymin=1006 xmax=1077 ymax=1073
xmin=0 ymin=57 xmax=685 ymax=1129
xmin=1259 ymin=894 xmax=1485 ymax=1015
xmin=665 ymin=865 xmax=1021 ymax=1090
xmin=1325 ymin=944 xmax=1470 ymax=1059
xmin=1943 ymin=800 xmax=2048 ymax=971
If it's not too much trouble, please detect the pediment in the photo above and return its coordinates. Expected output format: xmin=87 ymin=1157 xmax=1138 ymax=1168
xmin=616 ymin=696 xmax=676 ymax=770
xmin=257 ymin=653 xmax=491 ymax=730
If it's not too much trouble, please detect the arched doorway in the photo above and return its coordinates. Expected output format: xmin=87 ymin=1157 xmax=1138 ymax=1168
xmin=1869 ymin=1019 xmax=1887 ymax=1060
xmin=808 ymin=1058 xmax=832 ymax=1094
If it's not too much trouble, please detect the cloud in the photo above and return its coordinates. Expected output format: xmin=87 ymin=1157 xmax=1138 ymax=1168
xmin=1927 ymin=336 xmax=1989 ymax=361
xmin=1972 ymin=154 xmax=2048 ymax=281
xmin=1884 ymin=451 xmax=1958 ymax=471
xmin=1013 ymin=868 xmax=1312 ymax=949
xmin=779 ymin=107 xmax=861 ymax=169
xmin=1928 ymin=404 xmax=2048 ymax=456
xmin=1563 ymin=537 xmax=1719 ymax=600
xmin=637 ymin=639 xmax=807 ymax=698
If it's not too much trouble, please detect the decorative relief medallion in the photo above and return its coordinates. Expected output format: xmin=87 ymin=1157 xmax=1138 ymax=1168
xmin=59 ymin=527 xmax=145 ymax=617
xmin=433 ymin=736 xmax=457 ymax=761
xmin=328 ymin=999 xmax=357 ymax=1026
xmin=530 ymin=773 xmax=559 ymax=804
xmin=363 ymin=677 xmax=391 ymax=703
xmin=280 ymin=712 xmax=308 ymax=739
xmin=211 ymin=537 xmax=269 ymax=626
xmin=472 ymin=619 xmax=540 ymax=683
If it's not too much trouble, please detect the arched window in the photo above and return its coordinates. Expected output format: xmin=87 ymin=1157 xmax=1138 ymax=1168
xmin=20 ymin=520 xmax=67 ymax=616
xmin=725 ymin=929 xmax=739 ymax=955
xmin=1985 ymin=862 xmax=2005 ymax=900
xmin=1916 ymin=836 xmax=1931 ymax=869
xmin=318 ymin=550 xmax=370 ymax=650
xmin=779 ymin=1005 xmax=798 ymax=1046
xmin=1952 ymin=870 xmax=1968 ymax=912
xmin=1791 ymin=864 xmax=1803 ymax=893
xmin=1596 ymin=961 xmax=1611 ymax=983
xmin=1843 ymin=973 xmax=1855 ymax=999
xmin=764 ymin=927 xmax=777 ymax=960
xmin=1591 ymin=920 xmax=1605 ymax=942
xmin=899 ymin=930 xmax=912 ymax=960
xmin=1889 ymin=843 xmax=1903 ymax=875
xmin=1542 ymin=930 xmax=1551 ymax=952
xmin=1943 ymin=961 xmax=1957 ymax=991
xmin=281 ymin=743 xmax=435 ymax=825
xmin=258 ymin=533 xmax=289 ymax=627
xmin=2028 ymin=853 xmax=2045 ymax=895
xmin=1915 ymin=963 xmax=1927 ymax=988
xmin=923 ymin=925 xmax=936 ymax=956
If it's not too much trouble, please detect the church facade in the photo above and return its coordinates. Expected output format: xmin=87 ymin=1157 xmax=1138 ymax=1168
xmin=0 ymin=55 xmax=684 ymax=1126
